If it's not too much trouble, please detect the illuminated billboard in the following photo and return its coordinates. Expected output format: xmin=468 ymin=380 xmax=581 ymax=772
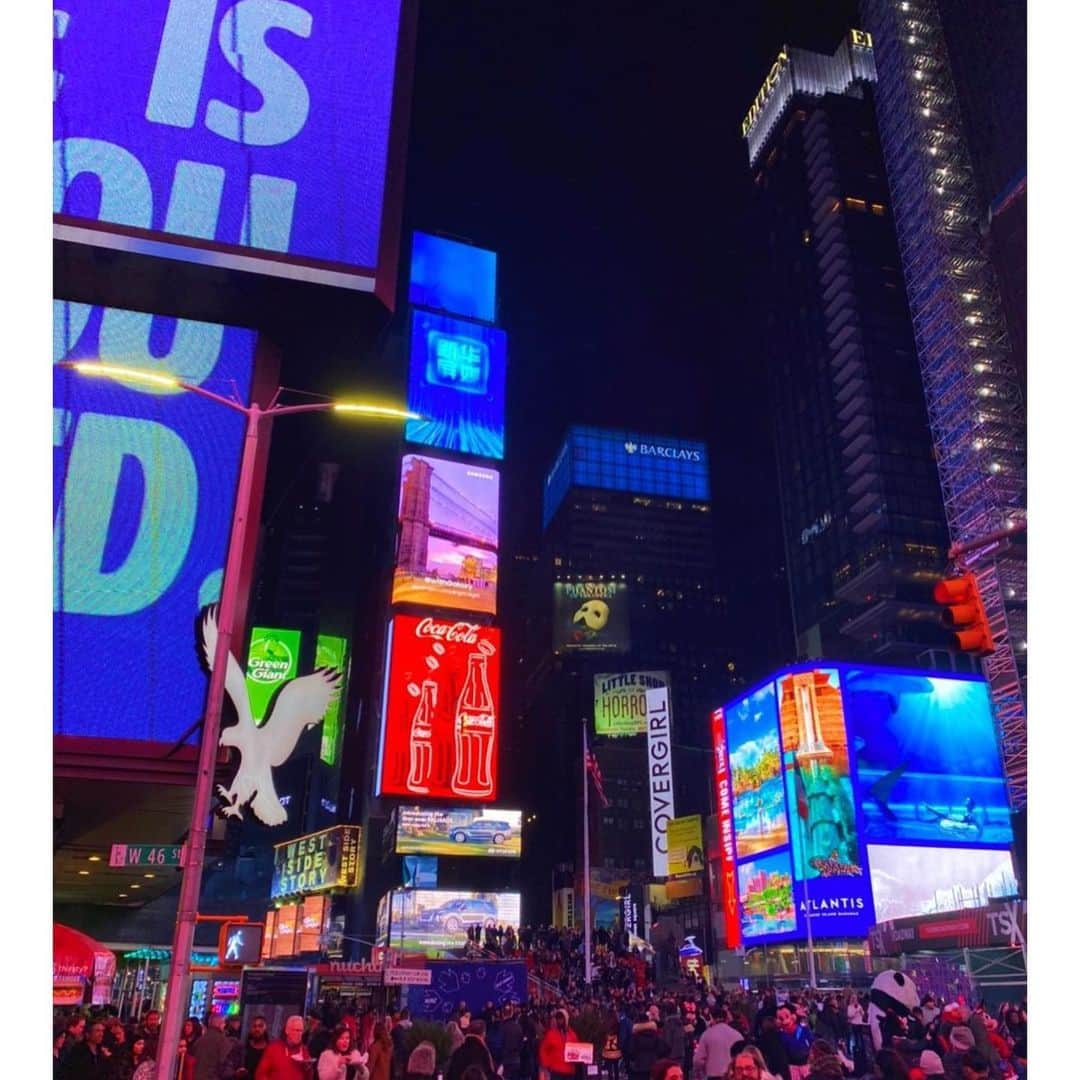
xmin=316 ymin=634 xmax=350 ymax=765
xmin=553 ymin=580 xmax=630 ymax=655
xmin=403 ymin=855 xmax=438 ymax=888
xmin=543 ymin=427 xmax=710 ymax=527
xmin=867 ymin=845 xmax=1019 ymax=922
xmin=386 ymin=889 xmax=521 ymax=955
xmin=843 ymin=670 xmax=1013 ymax=847
xmin=738 ymin=850 xmax=796 ymax=939
xmin=409 ymin=233 xmax=498 ymax=323
xmin=709 ymin=709 xmax=741 ymax=948
xmin=53 ymin=302 xmax=255 ymax=742
xmin=667 ymin=815 xmax=705 ymax=877
xmin=377 ymin=615 xmax=501 ymax=802
xmin=396 ymin=807 xmax=522 ymax=858
xmin=270 ymin=825 xmax=361 ymax=900
xmin=393 ymin=454 xmax=499 ymax=615
xmin=53 ymin=0 xmax=410 ymax=293
xmin=245 ymin=628 xmax=301 ymax=726
xmin=593 ymin=671 xmax=669 ymax=737
xmin=405 ymin=311 xmax=507 ymax=460
xmin=646 ymin=685 xmax=675 ymax=878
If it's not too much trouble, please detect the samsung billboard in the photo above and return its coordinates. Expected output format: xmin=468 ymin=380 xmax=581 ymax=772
xmin=543 ymin=427 xmax=710 ymax=527
xmin=711 ymin=664 xmax=1016 ymax=946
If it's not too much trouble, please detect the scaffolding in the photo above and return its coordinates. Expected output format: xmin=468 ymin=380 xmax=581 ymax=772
xmin=859 ymin=0 xmax=1027 ymax=807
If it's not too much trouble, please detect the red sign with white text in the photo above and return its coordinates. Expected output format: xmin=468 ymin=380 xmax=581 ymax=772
xmin=711 ymin=708 xmax=741 ymax=948
xmin=377 ymin=615 xmax=501 ymax=802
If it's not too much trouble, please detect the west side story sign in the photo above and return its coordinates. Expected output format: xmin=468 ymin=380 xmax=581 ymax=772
xmin=271 ymin=825 xmax=361 ymax=900
xmin=645 ymin=686 xmax=674 ymax=877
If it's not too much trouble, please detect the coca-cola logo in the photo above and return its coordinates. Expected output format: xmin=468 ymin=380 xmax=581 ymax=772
xmin=415 ymin=617 xmax=480 ymax=644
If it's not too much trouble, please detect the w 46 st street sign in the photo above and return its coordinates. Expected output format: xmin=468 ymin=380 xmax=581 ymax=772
xmin=109 ymin=844 xmax=186 ymax=868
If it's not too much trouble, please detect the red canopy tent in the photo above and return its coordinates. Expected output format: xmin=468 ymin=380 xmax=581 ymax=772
xmin=54 ymin=923 xmax=116 ymax=1006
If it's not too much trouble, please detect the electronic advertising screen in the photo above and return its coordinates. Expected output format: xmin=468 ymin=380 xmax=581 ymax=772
xmin=867 ymin=844 xmax=1019 ymax=922
xmin=553 ymin=580 xmax=630 ymax=655
xmin=387 ymin=890 xmax=520 ymax=955
xmin=53 ymin=302 xmax=255 ymax=742
xmin=409 ymin=232 xmax=498 ymax=323
xmin=667 ymin=815 xmax=705 ymax=877
xmin=271 ymin=904 xmax=299 ymax=959
xmin=393 ymin=454 xmax=500 ymax=616
xmin=593 ymin=671 xmax=669 ymax=737
xmin=843 ymin=669 xmax=1013 ymax=847
xmin=737 ymin=849 xmax=797 ymax=939
xmin=53 ymin=0 xmax=410 ymax=293
xmin=396 ymin=806 xmax=522 ymax=858
xmin=403 ymin=855 xmax=438 ymax=888
xmin=245 ymin=628 xmax=302 ymax=726
xmin=316 ymin=634 xmax=350 ymax=765
xmin=405 ymin=311 xmax=507 ymax=460
xmin=377 ymin=615 xmax=501 ymax=802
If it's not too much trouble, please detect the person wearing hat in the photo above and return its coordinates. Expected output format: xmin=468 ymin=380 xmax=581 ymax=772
xmin=918 ymin=1049 xmax=946 ymax=1077
xmin=943 ymin=1026 xmax=976 ymax=1080
xmin=540 ymin=1010 xmax=581 ymax=1080
xmin=406 ymin=1041 xmax=437 ymax=1080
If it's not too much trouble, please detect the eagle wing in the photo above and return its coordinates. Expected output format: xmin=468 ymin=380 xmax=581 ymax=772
xmin=200 ymin=605 xmax=253 ymax=735
xmin=261 ymin=668 xmax=343 ymax=767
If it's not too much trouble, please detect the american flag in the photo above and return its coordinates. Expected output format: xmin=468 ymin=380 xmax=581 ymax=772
xmin=585 ymin=750 xmax=610 ymax=808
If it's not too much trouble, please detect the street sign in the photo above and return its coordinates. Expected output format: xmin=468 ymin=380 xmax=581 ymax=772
xmin=383 ymin=967 xmax=432 ymax=986
xmin=109 ymin=844 xmax=186 ymax=868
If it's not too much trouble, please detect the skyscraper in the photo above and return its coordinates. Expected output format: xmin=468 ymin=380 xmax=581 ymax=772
xmin=742 ymin=31 xmax=954 ymax=665
xmin=858 ymin=0 xmax=1027 ymax=808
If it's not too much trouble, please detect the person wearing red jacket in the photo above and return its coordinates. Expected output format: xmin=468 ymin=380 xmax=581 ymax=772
xmin=256 ymin=1016 xmax=313 ymax=1079
xmin=539 ymin=1010 xmax=579 ymax=1078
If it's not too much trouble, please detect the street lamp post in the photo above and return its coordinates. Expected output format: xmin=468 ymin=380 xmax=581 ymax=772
xmin=61 ymin=363 xmax=417 ymax=1073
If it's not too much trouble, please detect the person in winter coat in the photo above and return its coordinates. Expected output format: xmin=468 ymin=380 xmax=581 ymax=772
xmin=499 ymin=1007 xmax=525 ymax=1080
xmin=446 ymin=1021 xmax=498 ymax=1080
xmin=627 ymin=1013 xmax=670 ymax=1080
xmin=539 ymin=1010 xmax=580 ymax=1080
xmin=661 ymin=1006 xmax=685 ymax=1068
xmin=692 ymin=1010 xmax=742 ymax=1080
xmin=406 ymin=1042 xmax=437 ymax=1080
xmin=366 ymin=1021 xmax=394 ymax=1080
xmin=317 ymin=1025 xmax=369 ymax=1080
xmin=255 ymin=1015 xmax=313 ymax=1079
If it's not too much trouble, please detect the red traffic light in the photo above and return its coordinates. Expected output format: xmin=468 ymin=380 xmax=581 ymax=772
xmin=933 ymin=572 xmax=994 ymax=656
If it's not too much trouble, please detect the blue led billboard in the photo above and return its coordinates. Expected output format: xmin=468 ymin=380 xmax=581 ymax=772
xmin=54 ymin=301 xmax=256 ymax=741
xmin=409 ymin=232 xmax=497 ymax=322
xmin=53 ymin=0 xmax=406 ymax=288
xmin=404 ymin=311 xmax=506 ymax=460
xmin=543 ymin=427 xmax=710 ymax=527
xmin=843 ymin=669 xmax=1013 ymax=848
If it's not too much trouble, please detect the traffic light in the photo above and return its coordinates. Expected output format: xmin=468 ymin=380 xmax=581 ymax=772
xmin=933 ymin=572 xmax=994 ymax=655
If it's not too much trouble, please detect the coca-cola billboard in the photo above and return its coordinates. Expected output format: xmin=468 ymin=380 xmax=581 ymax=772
xmin=377 ymin=614 xmax=501 ymax=802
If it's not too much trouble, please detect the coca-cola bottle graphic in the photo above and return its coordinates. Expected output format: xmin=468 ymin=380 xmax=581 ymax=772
xmin=407 ymin=680 xmax=437 ymax=794
xmin=451 ymin=651 xmax=495 ymax=798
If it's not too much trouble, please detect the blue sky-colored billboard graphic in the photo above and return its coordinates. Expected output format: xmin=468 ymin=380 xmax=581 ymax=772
xmin=53 ymin=302 xmax=255 ymax=741
xmin=405 ymin=312 xmax=506 ymax=460
xmin=844 ymin=670 xmax=1013 ymax=847
xmin=53 ymin=0 xmax=404 ymax=283
xmin=409 ymin=232 xmax=497 ymax=322
xmin=726 ymin=682 xmax=788 ymax=858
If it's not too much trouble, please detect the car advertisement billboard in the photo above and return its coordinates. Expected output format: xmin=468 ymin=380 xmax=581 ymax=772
xmin=404 ymin=310 xmax=506 ymax=460
xmin=396 ymin=806 xmax=522 ymax=858
xmin=843 ymin=670 xmax=1013 ymax=847
xmin=593 ymin=671 xmax=670 ymax=737
xmin=393 ymin=454 xmax=500 ymax=616
xmin=387 ymin=890 xmax=521 ymax=954
xmin=53 ymin=302 xmax=255 ymax=742
xmin=553 ymin=580 xmax=630 ymax=655
xmin=377 ymin=615 xmax=501 ymax=802
xmin=409 ymin=233 xmax=498 ymax=323
xmin=867 ymin=844 xmax=1019 ymax=922
xmin=245 ymin=628 xmax=302 ymax=726
xmin=667 ymin=815 xmax=705 ymax=877
xmin=53 ymin=0 xmax=410 ymax=293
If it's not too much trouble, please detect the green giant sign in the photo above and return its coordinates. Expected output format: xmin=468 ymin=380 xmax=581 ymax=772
xmin=245 ymin=627 xmax=302 ymax=726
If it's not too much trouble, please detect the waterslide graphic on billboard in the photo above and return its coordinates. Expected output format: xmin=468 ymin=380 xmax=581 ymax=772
xmin=777 ymin=669 xmax=862 ymax=879
xmin=737 ymin=849 xmax=796 ymax=939
xmin=553 ymin=581 xmax=630 ymax=654
xmin=867 ymin=844 xmax=1019 ymax=922
xmin=594 ymin=671 xmax=670 ymax=737
xmin=726 ymin=683 xmax=788 ymax=858
xmin=388 ymin=890 xmax=520 ymax=954
xmin=396 ymin=807 xmax=522 ymax=858
xmin=53 ymin=0 xmax=407 ymax=286
xmin=394 ymin=455 xmax=499 ymax=616
xmin=844 ymin=670 xmax=1013 ymax=847
xmin=405 ymin=312 xmax=506 ymax=461
xmin=54 ymin=303 xmax=255 ymax=742
xmin=409 ymin=233 xmax=498 ymax=323
xmin=377 ymin=615 xmax=500 ymax=802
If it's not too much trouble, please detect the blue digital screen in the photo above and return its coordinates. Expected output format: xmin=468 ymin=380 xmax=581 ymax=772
xmin=844 ymin=669 xmax=1013 ymax=848
xmin=53 ymin=0 xmax=404 ymax=283
xmin=402 ymin=855 xmax=438 ymax=889
xmin=543 ymin=427 xmax=710 ymax=527
xmin=404 ymin=311 xmax=507 ymax=460
xmin=409 ymin=232 xmax=497 ymax=322
xmin=53 ymin=301 xmax=256 ymax=741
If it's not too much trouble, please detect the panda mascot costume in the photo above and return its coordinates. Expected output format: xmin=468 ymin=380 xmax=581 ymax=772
xmin=867 ymin=969 xmax=921 ymax=1051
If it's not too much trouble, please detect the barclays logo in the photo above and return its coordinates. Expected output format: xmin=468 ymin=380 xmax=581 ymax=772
xmin=624 ymin=440 xmax=703 ymax=462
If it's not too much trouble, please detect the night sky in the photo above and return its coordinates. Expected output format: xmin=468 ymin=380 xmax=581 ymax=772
xmin=401 ymin=0 xmax=857 ymax=575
